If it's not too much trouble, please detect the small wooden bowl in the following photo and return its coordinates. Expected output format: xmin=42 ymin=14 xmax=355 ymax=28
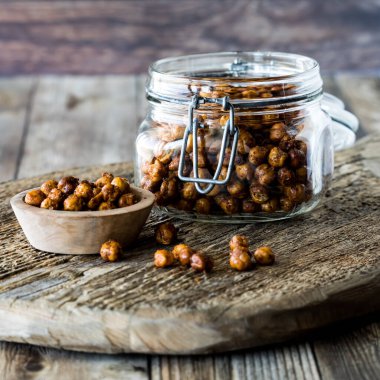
xmin=10 ymin=186 xmax=155 ymax=255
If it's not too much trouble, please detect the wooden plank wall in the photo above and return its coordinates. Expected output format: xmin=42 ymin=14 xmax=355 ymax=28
xmin=0 ymin=1 xmax=379 ymax=75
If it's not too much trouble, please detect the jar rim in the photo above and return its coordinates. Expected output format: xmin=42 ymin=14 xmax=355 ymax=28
xmin=150 ymin=51 xmax=319 ymax=81
xmin=147 ymin=51 xmax=323 ymax=106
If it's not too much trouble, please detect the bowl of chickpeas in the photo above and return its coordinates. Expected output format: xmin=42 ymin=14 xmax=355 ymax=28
xmin=10 ymin=172 xmax=155 ymax=254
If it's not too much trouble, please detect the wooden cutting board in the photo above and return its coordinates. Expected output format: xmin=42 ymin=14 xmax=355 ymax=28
xmin=0 ymin=135 xmax=379 ymax=355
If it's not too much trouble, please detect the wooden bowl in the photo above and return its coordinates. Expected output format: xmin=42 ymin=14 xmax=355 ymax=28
xmin=10 ymin=186 xmax=155 ymax=255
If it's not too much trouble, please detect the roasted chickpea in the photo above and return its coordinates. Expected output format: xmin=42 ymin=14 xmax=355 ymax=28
xmin=98 ymin=201 xmax=116 ymax=211
xmin=268 ymin=147 xmax=288 ymax=168
xmin=288 ymin=149 xmax=306 ymax=168
xmin=242 ymin=199 xmax=260 ymax=213
xmin=25 ymin=189 xmax=46 ymax=207
xmin=93 ymin=187 xmax=102 ymax=196
xmin=284 ymin=184 xmax=306 ymax=203
xmin=190 ymin=252 xmax=212 ymax=272
xmin=95 ymin=172 xmax=114 ymax=188
xmin=241 ymin=89 xmax=259 ymax=98
xmin=154 ymin=249 xmax=174 ymax=268
xmin=172 ymin=244 xmax=193 ymax=266
xmin=227 ymin=178 xmax=247 ymax=198
xmin=63 ymin=194 xmax=83 ymax=211
xmin=141 ymin=175 xmax=161 ymax=193
xmin=229 ymin=250 xmax=252 ymax=271
xmin=58 ymin=176 xmax=79 ymax=195
xmin=74 ymin=181 xmax=94 ymax=200
xmin=101 ymin=184 xmax=121 ymax=202
xmin=160 ymin=178 xmax=178 ymax=200
xmin=279 ymin=135 xmax=296 ymax=151
xmin=277 ymin=167 xmax=295 ymax=186
xmin=235 ymin=162 xmax=254 ymax=181
xmin=253 ymin=246 xmax=275 ymax=265
xmin=237 ymin=129 xmax=255 ymax=155
xmin=195 ymin=197 xmax=212 ymax=214
xmin=40 ymin=198 xmax=59 ymax=210
xmin=48 ymin=188 xmax=65 ymax=204
xmin=255 ymin=164 xmax=276 ymax=186
xmin=295 ymin=166 xmax=308 ymax=183
xmin=148 ymin=160 xmax=167 ymax=182
xmin=280 ymin=197 xmax=296 ymax=212
xmin=111 ymin=177 xmax=130 ymax=194
xmin=229 ymin=235 xmax=249 ymax=251
xmin=87 ymin=192 xmax=104 ymax=210
xmin=156 ymin=149 xmax=173 ymax=164
xmin=250 ymin=184 xmax=270 ymax=204
xmin=155 ymin=222 xmax=177 ymax=245
xmin=248 ymin=146 xmax=269 ymax=166
xmin=296 ymin=140 xmax=308 ymax=155
xmin=100 ymin=240 xmax=122 ymax=262
xmin=215 ymin=195 xmax=240 ymax=214
xmin=261 ymin=198 xmax=279 ymax=213
xmin=118 ymin=193 xmax=136 ymax=208
xmin=269 ymin=123 xmax=286 ymax=142
xmin=181 ymin=182 xmax=197 ymax=201
xmin=218 ymin=148 xmax=244 ymax=167
xmin=40 ymin=180 xmax=58 ymax=196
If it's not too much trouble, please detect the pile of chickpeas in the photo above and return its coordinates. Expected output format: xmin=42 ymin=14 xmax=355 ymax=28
xmin=140 ymin=82 xmax=311 ymax=215
xmin=24 ymin=172 xmax=137 ymax=211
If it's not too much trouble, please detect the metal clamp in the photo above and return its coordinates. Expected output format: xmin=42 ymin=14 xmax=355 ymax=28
xmin=178 ymin=94 xmax=239 ymax=195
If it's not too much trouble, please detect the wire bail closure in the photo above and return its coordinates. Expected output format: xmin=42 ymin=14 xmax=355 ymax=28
xmin=178 ymin=94 xmax=239 ymax=195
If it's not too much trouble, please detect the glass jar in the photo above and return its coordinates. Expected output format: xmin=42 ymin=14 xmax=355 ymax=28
xmin=135 ymin=52 xmax=358 ymax=223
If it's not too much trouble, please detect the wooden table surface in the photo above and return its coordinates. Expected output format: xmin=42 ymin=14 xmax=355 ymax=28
xmin=0 ymin=74 xmax=380 ymax=379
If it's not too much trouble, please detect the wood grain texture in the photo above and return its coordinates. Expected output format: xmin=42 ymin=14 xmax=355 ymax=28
xmin=0 ymin=1 xmax=379 ymax=75
xmin=17 ymin=76 xmax=140 ymax=179
xmin=0 ymin=135 xmax=379 ymax=355
xmin=0 ymin=341 xmax=149 ymax=380
xmin=0 ymin=77 xmax=36 ymax=182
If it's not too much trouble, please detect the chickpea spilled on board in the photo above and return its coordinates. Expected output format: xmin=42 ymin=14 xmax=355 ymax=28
xmin=24 ymin=173 xmax=137 ymax=211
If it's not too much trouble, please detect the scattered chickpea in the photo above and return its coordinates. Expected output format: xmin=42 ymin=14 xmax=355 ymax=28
xmin=190 ymin=252 xmax=212 ymax=272
xmin=253 ymin=246 xmax=275 ymax=265
xmin=100 ymin=240 xmax=122 ymax=262
xmin=155 ymin=222 xmax=177 ymax=245
xmin=154 ymin=249 xmax=174 ymax=268
xmin=40 ymin=180 xmax=58 ymax=196
xmin=229 ymin=235 xmax=249 ymax=251
xmin=230 ymin=250 xmax=252 ymax=271
xmin=25 ymin=189 xmax=46 ymax=207
xmin=173 ymin=244 xmax=193 ymax=266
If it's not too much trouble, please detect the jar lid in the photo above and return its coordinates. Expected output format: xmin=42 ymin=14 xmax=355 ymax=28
xmin=321 ymin=93 xmax=359 ymax=151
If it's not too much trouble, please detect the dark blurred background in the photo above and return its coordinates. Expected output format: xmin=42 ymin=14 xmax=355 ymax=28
xmin=1 ymin=0 xmax=379 ymax=75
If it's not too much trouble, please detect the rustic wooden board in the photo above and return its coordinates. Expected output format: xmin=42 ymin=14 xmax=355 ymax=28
xmin=0 ymin=135 xmax=379 ymax=355
xmin=0 ymin=1 xmax=379 ymax=75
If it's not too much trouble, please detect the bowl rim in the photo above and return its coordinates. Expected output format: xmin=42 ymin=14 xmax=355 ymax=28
xmin=10 ymin=185 xmax=155 ymax=219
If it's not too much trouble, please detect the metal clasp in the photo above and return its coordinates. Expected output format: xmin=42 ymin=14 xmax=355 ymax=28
xmin=178 ymin=94 xmax=239 ymax=195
